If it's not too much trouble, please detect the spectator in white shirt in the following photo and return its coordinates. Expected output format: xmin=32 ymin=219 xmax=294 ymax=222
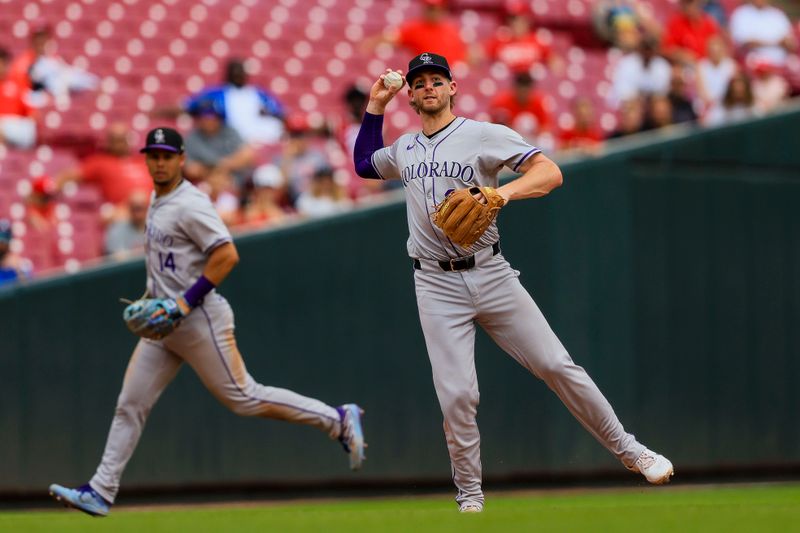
xmin=730 ymin=0 xmax=797 ymax=68
xmin=696 ymin=36 xmax=739 ymax=125
xmin=296 ymin=167 xmax=353 ymax=218
xmin=185 ymin=59 xmax=286 ymax=145
xmin=718 ymin=72 xmax=756 ymax=125
xmin=609 ymin=32 xmax=671 ymax=109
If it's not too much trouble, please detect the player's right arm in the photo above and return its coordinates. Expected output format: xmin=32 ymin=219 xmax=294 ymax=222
xmin=353 ymin=70 xmax=405 ymax=180
xmin=201 ymin=241 xmax=239 ymax=286
xmin=497 ymin=153 xmax=563 ymax=203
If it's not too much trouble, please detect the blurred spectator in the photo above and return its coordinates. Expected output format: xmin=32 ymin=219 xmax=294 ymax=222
xmin=362 ymin=0 xmax=470 ymax=66
xmin=183 ymin=99 xmax=255 ymax=188
xmin=104 ymin=191 xmax=147 ymax=258
xmin=296 ymin=167 xmax=353 ymax=218
xmin=56 ymin=122 xmax=152 ymax=207
xmin=0 ymin=47 xmax=37 ymax=149
xmin=274 ymin=114 xmax=331 ymax=203
xmin=333 ymin=84 xmax=387 ymax=200
xmin=185 ymin=58 xmax=285 ymax=144
xmin=26 ymin=175 xmax=57 ymax=231
xmin=609 ymin=31 xmax=671 ymax=108
xmin=730 ymin=0 xmax=797 ymax=70
xmin=661 ymin=0 xmax=721 ymax=66
xmin=750 ymin=61 xmax=790 ymax=114
xmin=667 ymin=65 xmax=698 ymax=124
xmin=608 ymin=97 xmax=646 ymax=138
xmin=241 ymin=164 xmax=292 ymax=227
xmin=642 ymin=94 xmax=675 ymax=130
xmin=336 ymin=85 xmax=369 ymax=158
xmin=197 ymin=169 xmax=241 ymax=227
xmin=557 ymin=97 xmax=605 ymax=153
xmin=703 ymin=0 xmax=728 ymax=28
xmin=489 ymin=72 xmax=551 ymax=142
xmin=9 ymin=22 xmax=97 ymax=107
xmin=696 ymin=35 xmax=738 ymax=124
xmin=717 ymin=71 xmax=755 ymax=124
xmin=483 ymin=2 xmax=563 ymax=75
xmin=0 ymin=218 xmax=30 ymax=286
xmin=592 ymin=0 xmax=662 ymax=48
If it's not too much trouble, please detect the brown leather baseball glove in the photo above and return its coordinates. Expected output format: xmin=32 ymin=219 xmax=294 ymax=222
xmin=432 ymin=186 xmax=505 ymax=248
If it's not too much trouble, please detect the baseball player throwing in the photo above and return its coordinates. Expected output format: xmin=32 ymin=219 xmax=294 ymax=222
xmin=49 ymin=127 xmax=365 ymax=517
xmin=353 ymin=53 xmax=672 ymax=513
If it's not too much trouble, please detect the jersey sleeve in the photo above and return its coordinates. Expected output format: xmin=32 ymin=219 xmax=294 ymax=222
xmin=369 ymin=143 xmax=401 ymax=181
xmin=180 ymin=192 xmax=233 ymax=254
xmin=480 ymin=122 xmax=541 ymax=173
xmin=257 ymin=88 xmax=285 ymax=119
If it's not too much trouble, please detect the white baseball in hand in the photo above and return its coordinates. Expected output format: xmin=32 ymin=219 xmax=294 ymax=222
xmin=383 ymin=71 xmax=404 ymax=90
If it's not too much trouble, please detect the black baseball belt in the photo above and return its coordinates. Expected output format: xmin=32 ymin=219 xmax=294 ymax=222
xmin=413 ymin=241 xmax=501 ymax=272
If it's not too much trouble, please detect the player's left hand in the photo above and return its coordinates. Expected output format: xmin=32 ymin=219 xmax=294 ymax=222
xmin=123 ymin=297 xmax=191 ymax=340
xmin=472 ymin=188 xmax=509 ymax=206
xmin=433 ymin=186 xmax=506 ymax=248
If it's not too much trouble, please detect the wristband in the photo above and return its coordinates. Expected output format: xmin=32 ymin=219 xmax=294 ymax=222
xmin=183 ymin=275 xmax=215 ymax=308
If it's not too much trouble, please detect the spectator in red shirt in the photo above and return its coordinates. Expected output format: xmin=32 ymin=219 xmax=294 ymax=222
xmin=0 ymin=47 xmax=37 ymax=149
xmin=558 ymin=97 xmax=605 ymax=153
xmin=362 ymin=0 xmax=469 ymax=66
xmin=56 ymin=122 xmax=153 ymax=207
xmin=483 ymin=2 xmax=562 ymax=75
xmin=661 ymin=0 xmax=721 ymax=65
xmin=26 ymin=175 xmax=58 ymax=231
xmin=489 ymin=72 xmax=551 ymax=141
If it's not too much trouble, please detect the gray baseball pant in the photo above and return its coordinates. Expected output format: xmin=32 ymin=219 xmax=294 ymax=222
xmin=413 ymin=247 xmax=645 ymax=508
xmin=89 ymin=295 xmax=341 ymax=503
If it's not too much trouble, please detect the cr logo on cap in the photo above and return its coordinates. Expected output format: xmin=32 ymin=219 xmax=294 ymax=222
xmin=154 ymin=129 xmax=166 ymax=144
xmin=420 ymin=53 xmax=432 ymax=64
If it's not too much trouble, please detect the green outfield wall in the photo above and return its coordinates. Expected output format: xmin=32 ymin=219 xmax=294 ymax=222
xmin=1 ymin=109 xmax=799 ymax=493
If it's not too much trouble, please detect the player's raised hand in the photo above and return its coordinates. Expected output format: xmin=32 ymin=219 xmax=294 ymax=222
xmin=366 ymin=69 xmax=405 ymax=114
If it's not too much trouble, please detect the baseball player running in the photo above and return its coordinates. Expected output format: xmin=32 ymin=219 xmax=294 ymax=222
xmin=49 ymin=127 xmax=365 ymax=517
xmin=353 ymin=53 xmax=672 ymax=513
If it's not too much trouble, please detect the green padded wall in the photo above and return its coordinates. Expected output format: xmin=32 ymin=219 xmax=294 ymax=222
xmin=1 ymin=109 xmax=798 ymax=493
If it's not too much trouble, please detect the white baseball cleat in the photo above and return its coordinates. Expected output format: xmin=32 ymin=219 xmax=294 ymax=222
xmin=630 ymin=449 xmax=674 ymax=485
xmin=459 ymin=503 xmax=483 ymax=513
xmin=337 ymin=404 xmax=366 ymax=470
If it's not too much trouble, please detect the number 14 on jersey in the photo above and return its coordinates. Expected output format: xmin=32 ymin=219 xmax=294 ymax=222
xmin=158 ymin=252 xmax=176 ymax=272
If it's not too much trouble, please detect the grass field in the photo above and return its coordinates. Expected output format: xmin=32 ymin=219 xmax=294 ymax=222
xmin=2 ymin=483 xmax=798 ymax=532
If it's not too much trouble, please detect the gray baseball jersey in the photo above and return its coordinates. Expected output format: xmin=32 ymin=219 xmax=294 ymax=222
xmin=371 ymin=118 xmax=539 ymax=259
xmin=370 ymin=117 xmax=646 ymax=510
xmin=144 ymin=180 xmax=231 ymax=299
xmin=89 ymin=180 xmax=342 ymax=503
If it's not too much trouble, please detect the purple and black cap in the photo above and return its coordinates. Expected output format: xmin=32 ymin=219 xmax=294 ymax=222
xmin=406 ymin=52 xmax=452 ymax=85
xmin=140 ymin=127 xmax=184 ymax=154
